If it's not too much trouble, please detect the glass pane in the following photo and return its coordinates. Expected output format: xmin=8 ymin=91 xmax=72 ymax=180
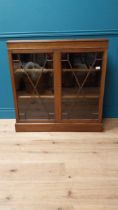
xmin=61 ymin=52 xmax=103 ymax=119
xmin=12 ymin=53 xmax=54 ymax=120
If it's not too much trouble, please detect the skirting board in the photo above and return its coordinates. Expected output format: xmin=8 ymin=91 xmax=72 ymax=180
xmin=0 ymin=108 xmax=15 ymax=119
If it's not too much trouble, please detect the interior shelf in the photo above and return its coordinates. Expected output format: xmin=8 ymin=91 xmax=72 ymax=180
xmin=15 ymin=68 xmax=53 ymax=73
xmin=18 ymin=90 xmax=54 ymax=99
xmin=63 ymin=68 xmax=101 ymax=72
xmin=15 ymin=67 xmax=101 ymax=74
xmin=62 ymin=87 xmax=99 ymax=99
xmin=17 ymin=87 xmax=99 ymax=99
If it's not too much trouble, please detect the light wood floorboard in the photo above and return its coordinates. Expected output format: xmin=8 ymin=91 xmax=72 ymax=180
xmin=0 ymin=119 xmax=118 ymax=210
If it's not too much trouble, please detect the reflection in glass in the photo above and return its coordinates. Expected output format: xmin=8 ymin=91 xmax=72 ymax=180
xmin=12 ymin=53 xmax=54 ymax=120
xmin=61 ymin=52 xmax=103 ymax=119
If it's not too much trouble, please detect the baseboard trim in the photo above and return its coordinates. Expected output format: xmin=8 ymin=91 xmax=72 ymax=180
xmin=0 ymin=107 xmax=117 ymax=119
xmin=0 ymin=108 xmax=15 ymax=119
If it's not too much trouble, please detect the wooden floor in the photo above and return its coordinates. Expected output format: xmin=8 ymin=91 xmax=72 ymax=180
xmin=0 ymin=119 xmax=118 ymax=210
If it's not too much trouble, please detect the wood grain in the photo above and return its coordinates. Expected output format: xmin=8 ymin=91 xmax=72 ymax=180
xmin=7 ymin=39 xmax=108 ymax=132
xmin=0 ymin=119 xmax=118 ymax=209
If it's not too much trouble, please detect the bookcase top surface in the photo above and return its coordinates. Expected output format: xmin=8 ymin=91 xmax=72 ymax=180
xmin=7 ymin=38 xmax=108 ymax=43
xmin=7 ymin=39 xmax=108 ymax=50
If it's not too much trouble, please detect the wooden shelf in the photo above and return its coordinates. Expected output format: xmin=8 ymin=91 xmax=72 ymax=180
xmin=15 ymin=68 xmax=53 ymax=73
xmin=18 ymin=87 xmax=99 ymax=99
xmin=62 ymin=68 xmax=101 ymax=72
xmin=15 ymin=67 xmax=101 ymax=74
xmin=18 ymin=90 xmax=54 ymax=99
xmin=62 ymin=88 xmax=99 ymax=99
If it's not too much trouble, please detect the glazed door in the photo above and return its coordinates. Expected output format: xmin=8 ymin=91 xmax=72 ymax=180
xmin=61 ymin=51 xmax=104 ymax=120
xmin=12 ymin=52 xmax=55 ymax=121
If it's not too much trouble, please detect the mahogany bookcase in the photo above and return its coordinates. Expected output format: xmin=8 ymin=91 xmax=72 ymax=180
xmin=7 ymin=39 xmax=108 ymax=132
